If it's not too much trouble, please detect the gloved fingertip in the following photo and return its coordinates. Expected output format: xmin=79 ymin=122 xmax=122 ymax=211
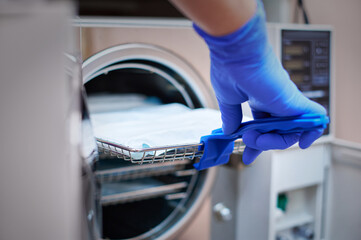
xmin=308 ymin=100 xmax=327 ymax=115
xmin=218 ymin=102 xmax=243 ymax=135
xmin=242 ymin=147 xmax=262 ymax=165
xmin=299 ymin=129 xmax=324 ymax=149
xmin=296 ymin=96 xmax=327 ymax=116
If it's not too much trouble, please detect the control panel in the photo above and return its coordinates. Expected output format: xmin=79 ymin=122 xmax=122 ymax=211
xmin=281 ymin=30 xmax=331 ymax=134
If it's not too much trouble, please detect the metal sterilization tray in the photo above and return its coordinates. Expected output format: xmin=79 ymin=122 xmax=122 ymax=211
xmin=101 ymin=178 xmax=188 ymax=205
xmin=95 ymin=158 xmax=191 ymax=182
xmin=96 ymin=138 xmax=245 ymax=165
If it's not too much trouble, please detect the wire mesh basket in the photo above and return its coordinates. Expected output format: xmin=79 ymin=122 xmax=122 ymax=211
xmin=96 ymin=138 xmax=245 ymax=164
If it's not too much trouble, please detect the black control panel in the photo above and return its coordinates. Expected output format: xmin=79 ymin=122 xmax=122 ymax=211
xmin=282 ymin=30 xmax=331 ymax=134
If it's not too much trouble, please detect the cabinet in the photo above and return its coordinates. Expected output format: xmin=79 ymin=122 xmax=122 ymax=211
xmin=211 ymin=139 xmax=361 ymax=240
xmin=233 ymin=141 xmax=331 ymax=240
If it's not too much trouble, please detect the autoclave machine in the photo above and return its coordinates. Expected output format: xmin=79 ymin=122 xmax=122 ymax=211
xmin=76 ymin=16 xmax=333 ymax=240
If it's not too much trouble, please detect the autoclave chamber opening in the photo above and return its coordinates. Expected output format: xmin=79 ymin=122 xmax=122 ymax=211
xmin=85 ymin=59 xmax=204 ymax=109
xmin=84 ymin=59 xmax=210 ymax=240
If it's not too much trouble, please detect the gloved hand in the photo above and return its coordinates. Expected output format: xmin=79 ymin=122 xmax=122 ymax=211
xmin=194 ymin=0 xmax=326 ymax=165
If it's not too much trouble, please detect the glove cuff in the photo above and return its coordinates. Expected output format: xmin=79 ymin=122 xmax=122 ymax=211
xmin=193 ymin=0 xmax=269 ymax=64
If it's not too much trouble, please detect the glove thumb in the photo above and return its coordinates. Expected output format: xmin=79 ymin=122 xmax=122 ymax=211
xmin=218 ymin=101 xmax=243 ymax=135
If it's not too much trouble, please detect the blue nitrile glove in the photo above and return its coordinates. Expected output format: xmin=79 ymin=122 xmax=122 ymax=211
xmin=193 ymin=0 xmax=326 ymax=165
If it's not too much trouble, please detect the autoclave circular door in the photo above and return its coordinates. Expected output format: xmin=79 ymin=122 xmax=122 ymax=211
xmin=82 ymin=43 xmax=217 ymax=240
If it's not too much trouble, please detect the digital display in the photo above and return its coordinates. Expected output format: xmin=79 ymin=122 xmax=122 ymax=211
xmin=284 ymin=45 xmax=304 ymax=55
xmin=284 ymin=60 xmax=304 ymax=70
